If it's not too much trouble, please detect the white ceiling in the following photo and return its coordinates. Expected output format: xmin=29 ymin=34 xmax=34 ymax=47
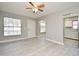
xmin=0 ymin=2 xmax=79 ymax=18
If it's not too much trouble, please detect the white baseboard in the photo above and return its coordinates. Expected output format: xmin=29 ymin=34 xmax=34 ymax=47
xmin=0 ymin=36 xmax=64 ymax=45
xmin=36 ymin=34 xmax=45 ymax=37
xmin=0 ymin=36 xmax=37 ymax=44
xmin=36 ymin=35 xmax=41 ymax=38
xmin=46 ymin=39 xmax=64 ymax=45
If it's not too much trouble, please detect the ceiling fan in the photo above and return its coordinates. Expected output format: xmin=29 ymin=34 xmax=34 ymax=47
xmin=26 ymin=2 xmax=45 ymax=13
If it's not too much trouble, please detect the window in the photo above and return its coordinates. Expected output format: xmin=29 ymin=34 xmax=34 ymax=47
xmin=72 ymin=21 xmax=78 ymax=29
xmin=39 ymin=20 xmax=46 ymax=33
xmin=65 ymin=20 xmax=72 ymax=27
xmin=4 ymin=17 xmax=21 ymax=36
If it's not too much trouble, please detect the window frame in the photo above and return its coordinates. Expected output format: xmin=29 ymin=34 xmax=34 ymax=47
xmin=72 ymin=20 xmax=78 ymax=30
xmin=39 ymin=20 xmax=46 ymax=33
xmin=4 ymin=17 xmax=21 ymax=36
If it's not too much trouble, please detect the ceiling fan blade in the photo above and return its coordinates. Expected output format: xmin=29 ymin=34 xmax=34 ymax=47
xmin=37 ymin=4 xmax=45 ymax=8
xmin=26 ymin=8 xmax=32 ymax=9
xmin=38 ymin=9 xmax=43 ymax=12
xmin=29 ymin=2 xmax=35 ymax=7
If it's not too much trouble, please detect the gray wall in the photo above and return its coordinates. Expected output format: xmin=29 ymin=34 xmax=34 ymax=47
xmin=27 ymin=18 xmax=36 ymax=38
xmin=46 ymin=13 xmax=63 ymax=43
xmin=37 ymin=7 xmax=79 ymax=44
xmin=0 ymin=11 xmax=36 ymax=41
xmin=36 ymin=19 xmax=40 ymax=36
xmin=38 ymin=13 xmax=64 ymax=44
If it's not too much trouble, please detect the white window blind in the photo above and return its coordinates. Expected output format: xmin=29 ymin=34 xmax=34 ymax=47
xmin=4 ymin=17 xmax=21 ymax=36
xmin=39 ymin=20 xmax=46 ymax=33
xmin=72 ymin=21 xmax=78 ymax=29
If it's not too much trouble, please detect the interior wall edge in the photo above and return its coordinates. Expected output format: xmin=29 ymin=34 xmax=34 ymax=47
xmin=46 ymin=38 xmax=64 ymax=45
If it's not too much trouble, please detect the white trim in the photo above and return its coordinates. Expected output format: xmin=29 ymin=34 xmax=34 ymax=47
xmin=0 ymin=36 xmax=37 ymax=44
xmin=46 ymin=38 xmax=64 ymax=45
xmin=36 ymin=35 xmax=45 ymax=38
xmin=63 ymin=12 xmax=79 ymax=18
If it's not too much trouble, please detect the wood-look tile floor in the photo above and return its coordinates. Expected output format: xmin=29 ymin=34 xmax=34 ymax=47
xmin=0 ymin=36 xmax=79 ymax=56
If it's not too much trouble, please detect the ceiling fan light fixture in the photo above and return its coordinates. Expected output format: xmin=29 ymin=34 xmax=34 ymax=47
xmin=32 ymin=8 xmax=38 ymax=13
xmin=26 ymin=2 xmax=44 ymax=13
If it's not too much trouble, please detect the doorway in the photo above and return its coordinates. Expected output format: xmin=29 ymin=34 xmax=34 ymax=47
xmin=63 ymin=16 xmax=79 ymax=47
xmin=37 ymin=20 xmax=46 ymax=40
